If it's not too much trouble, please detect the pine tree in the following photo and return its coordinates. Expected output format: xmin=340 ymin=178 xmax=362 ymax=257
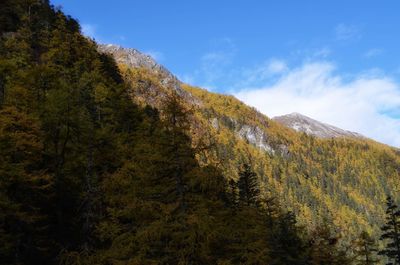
xmin=379 ymin=196 xmax=400 ymax=265
xmin=268 ymin=211 xmax=308 ymax=265
xmin=227 ymin=178 xmax=238 ymax=207
xmin=353 ymin=231 xmax=379 ymax=265
xmin=237 ymin=163 xmax=260 ymax=206
xmin=261 ymin=192 xmax=280 ymax=225
xmin=308 ymin=224 xmax=351 ymax=265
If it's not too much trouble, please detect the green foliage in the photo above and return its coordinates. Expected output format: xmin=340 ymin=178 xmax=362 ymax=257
xmin=237 ymin=163 xmax=260 ymax=206
xmin=308 ymin=223 xmax=351 ymax=265
xmin=267 ymin=211 xmax=308 ymax=265
xmin=379 ymin=196 xmax=400 ymax=264
xmin=353 ymin=231 xmax=379 ymax=265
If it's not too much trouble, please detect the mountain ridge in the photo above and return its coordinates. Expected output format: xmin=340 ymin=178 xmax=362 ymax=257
xmin=2 ymin=2 xmax=400 ymax=263
xmin=99 ymin=43 xmax=368 ymax=143
xmin=273 ymin=112 xmax=365 ymax=139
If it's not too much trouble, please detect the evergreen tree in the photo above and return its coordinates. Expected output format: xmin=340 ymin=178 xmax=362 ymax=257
xmin=261 ymin=192 xmax=280 ymax=225
xmin=268 ymin=211 xmax=308 ymax=265
xmin=379 ymin=196 xmax=400 ymax=265
xmin=353 ymin=231 xmax=379 ymax=265
xmin=227 ymin=178 xmax=239 ymax=207
xmin=308 ymin=224 xmax=351 ymax=265
xmin=237 ymin=163 xmax=260 ymax=206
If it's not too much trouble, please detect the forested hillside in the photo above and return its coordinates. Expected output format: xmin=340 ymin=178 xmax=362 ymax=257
xmin=119 ymin=62 xmax=400 ymax=243
xmin=1 ymin=1 xmax=400 ymax=265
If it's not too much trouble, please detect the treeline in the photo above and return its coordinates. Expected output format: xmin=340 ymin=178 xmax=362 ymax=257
xmin=0 ymin=1 xmax=398 ymax=265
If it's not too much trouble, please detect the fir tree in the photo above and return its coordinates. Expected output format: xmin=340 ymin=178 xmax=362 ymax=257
xmin=237 ymin=163 xmax=260 ymax=206
xmin=268 ymin=211 xmax=308 ymax=265
xmin=353 ymin=231 xmax=379 ymax=265
xmin=308 ymin=223 xmax=351 ymax=265
xmin=379 ymin=196 xmax=400 ymax=265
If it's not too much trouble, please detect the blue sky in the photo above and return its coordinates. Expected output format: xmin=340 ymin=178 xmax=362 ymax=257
xmin=52 ymin=0 xmax=400 ymax=146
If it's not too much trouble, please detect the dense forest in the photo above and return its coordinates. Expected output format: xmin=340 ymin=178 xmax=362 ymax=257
xmin=1 ymin=1 xmax=400 ymax=265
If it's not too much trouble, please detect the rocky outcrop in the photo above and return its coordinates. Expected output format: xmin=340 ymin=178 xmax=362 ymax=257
xmin=237 ymin=125 xmax=274 ymax=154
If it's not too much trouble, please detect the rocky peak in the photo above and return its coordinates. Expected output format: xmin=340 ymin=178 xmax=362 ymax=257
xmin=98 ymin=44 xmax=168 ymax=75
xmin=273 ymin=112 xmax=364 ymax=139
xmin=97 ymin=44 xmax=191 ymax=99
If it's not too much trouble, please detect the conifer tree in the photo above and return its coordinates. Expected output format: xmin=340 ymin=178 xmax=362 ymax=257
xmin=238 ymin=163 xmax=260 ymax=206
xmin=261 ymin=192 xmax=280 ymax=225
xmin=159 ymin=92 xmax=196 ymax=210
xmin=353 ymin=231 xmax=379 ymax=265
xmin=379 ymin=196 xmax=400 ymax=265
xmin=227 ymin=178 xmax=239 ymax=207
xmin=308 ymin=224 xmax=351 ymax=265
xmin=268 ymin=211 xmax=308 ymax=265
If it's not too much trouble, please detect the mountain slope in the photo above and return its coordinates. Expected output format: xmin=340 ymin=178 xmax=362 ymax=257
xmin=274 ymin=112 xmax=364 ymax=139
xmin=2 ymin=2 xmax=396 ymax=263
xmin=2 ymin=2 xmax=325 ymax=264
xmin=99 ymin=44 xmax=400 ymax=243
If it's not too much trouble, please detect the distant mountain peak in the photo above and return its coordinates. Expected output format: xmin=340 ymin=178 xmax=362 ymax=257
xmin=98 ymin=43 xmax=190 ymax=96
xmin=98 ymin=44 xmax=158 ymax=69
xmin=273 ymin=112 xmax=364 ymax=139
xmin=97 ymin=43 xmax=200 ymax=105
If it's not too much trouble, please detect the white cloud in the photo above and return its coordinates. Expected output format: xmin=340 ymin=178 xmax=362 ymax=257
xmin=267 ymin=59 xmax=288 ymax=74
xmin=235 ymin=62 xmax=400 ymax=147
xmin=364 ymin=48 xmax=383 ymax=58
xmin=335 ymin=23 xmax=361 ymax=41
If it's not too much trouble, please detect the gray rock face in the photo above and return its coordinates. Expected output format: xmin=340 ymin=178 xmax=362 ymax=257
xmin=210 ymin=116 xmax=275 ymax=154
xmin=273 ymin=112 xmax=363 ymax=139
xmin=237 ymin=124 xmax=274 ymax=154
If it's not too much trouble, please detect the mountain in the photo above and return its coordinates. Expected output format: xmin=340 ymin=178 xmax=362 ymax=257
xmin=97 ymin=44 xmax=198 ymax=106
xmin=1 ymin=1 xmax=399 ymax=262
xmin=97 ymin=44 xmax=183 ymax=92
xmin=2 ymin=3 xmax=356 ymax=262
xmin=273 ymin=112 xmax=364 ymax=139
xmin=99 ymin=43 xmax=400 ymax=244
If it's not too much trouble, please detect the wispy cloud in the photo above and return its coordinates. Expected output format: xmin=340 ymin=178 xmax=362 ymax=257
xmin=267 ymin=59 xmax=288 ymax=74
xmin=364 ymin=48 xmax=383 ymax=58
xmin=291 ymin=47 xmax=332 ymax=61
xmin=187 ymin=38 xmax=237 ymax=90
xmin=81 ymin=24 xmax=127 ymax=45
xmin=313 ymin=47 xmax=331 ymax=58
xmin=81 ymin=23 xmax=97 ymax=39
xmin=335 ymin=23 xmax=361 ymax=41
xmin=234 ymin=62 xmax=400 ymax=147
xmin=232 ymin=59 xmax=288 ymax=89
xmin=144 ymin=50 xmax=165 ymax=62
